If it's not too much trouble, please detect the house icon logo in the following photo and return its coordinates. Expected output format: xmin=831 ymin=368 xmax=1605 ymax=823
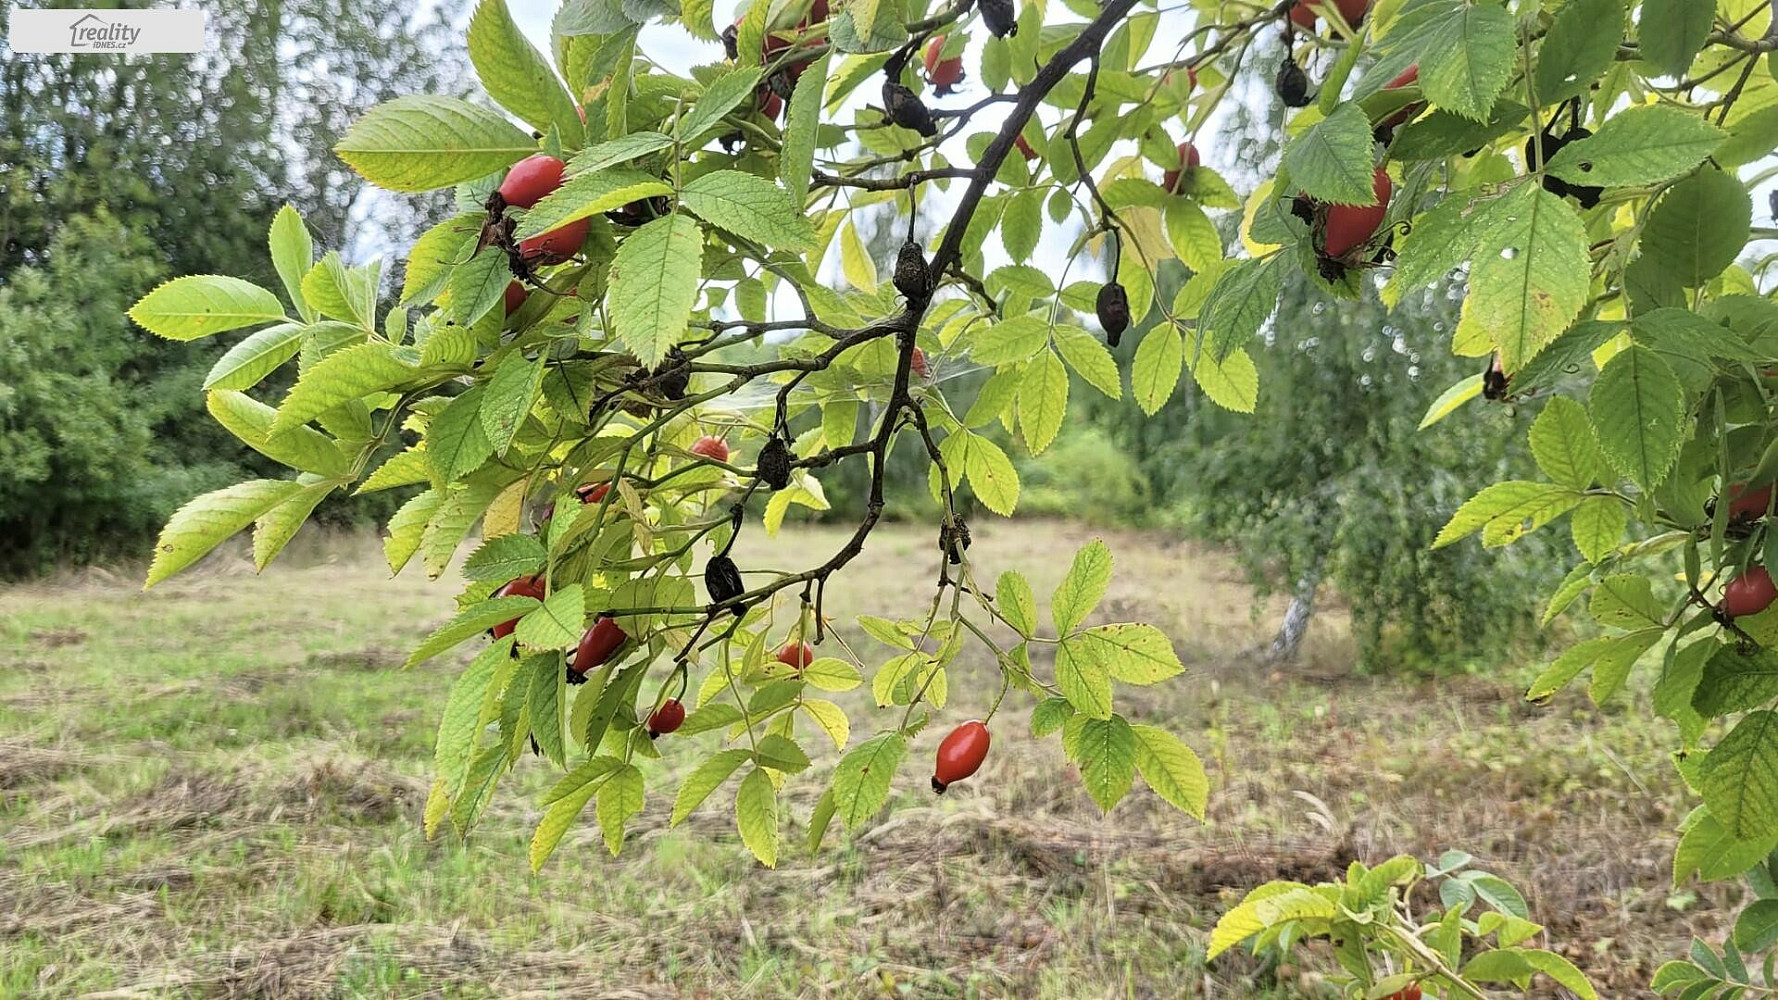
xmin=67 ymin=13 xmax=141 ymax=50
xmin=9 ymin=7 xmax=203 ymax=54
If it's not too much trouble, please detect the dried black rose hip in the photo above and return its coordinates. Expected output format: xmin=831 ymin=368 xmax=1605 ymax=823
xmin=894 ymin=238 xmax=932 ymax=301
xmin=1095 ymin=282 xmax=1130 ymax=348
xmin=722 ymin=23 xmax=738 ymax=60
xmin=979 ymin=0 xmax=1017 ymax=38
xmin=939 ymin=516 xmax=971 ymax=565
xmin=883 ymin=80 xmax=938 ymax=137
xmin=758 ymin=435 xmax=793 ymax=490
xmin=705 ymin=554 xmax=745 ymax=605
xmin=1276 ymin=56 xmax=1310 ymax=108
xmin=1290 ymin=193 xmax=1316 ymax=224
xmin=1482 ymin=355 xmax=1511 ymax=401
xmin=655 ymin=353 xmax=690 ymax=400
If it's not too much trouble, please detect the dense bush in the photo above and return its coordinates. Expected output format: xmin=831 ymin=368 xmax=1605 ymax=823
xmin=0 ymin=216 xmax=196 ymax=573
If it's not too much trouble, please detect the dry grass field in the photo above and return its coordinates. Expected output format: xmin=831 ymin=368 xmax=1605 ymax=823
xmin=0 ymin=519 xmax=1735 ymax=997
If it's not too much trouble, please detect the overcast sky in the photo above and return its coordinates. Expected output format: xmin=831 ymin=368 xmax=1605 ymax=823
xmin=507 ymin=0 xmax=720 ymax=74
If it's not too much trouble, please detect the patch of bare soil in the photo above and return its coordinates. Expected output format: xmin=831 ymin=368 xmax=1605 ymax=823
xmin=302 ymin=647 xmax=405 ymax=672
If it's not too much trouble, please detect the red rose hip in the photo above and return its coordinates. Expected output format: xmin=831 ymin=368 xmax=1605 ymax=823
xmin=776 ymin=640 xmax=814 ymax=669
xmin=931 ymin=720 xmax=990 ymax=792
xmin=572 ymin=617 xmax=627 ymax=674
xmin=690 ymin=435 xmax=730 ymax=463
xmin=490 ymin=575 xmax=547 ymax=639
xmin=576 ymin=481 xmax=611 ymax=505
xmin=1162 ymin=142 xmax=1200 ymax=193
xmin=498 ymin=154 xmax=566 ymax=210
xmin=1727 ymin=482 xmax=1773 ymax=519
xmin=647 ymin=698 xmax=686 ymax=738
xmin=504 ymin=280 xmax=528 ymax=316
xmin=1321 ymin=167 xmax=1392 ymax=258
xmin=1380 ymin=64 xmax=1422 ymax=128
xmin=923 ymin=36 xmax=965 ymax=92
xmin=1723 ymin=567 xmax=1778 ymax=619
xmin=518 ymin=216 xmax=591 ymax=266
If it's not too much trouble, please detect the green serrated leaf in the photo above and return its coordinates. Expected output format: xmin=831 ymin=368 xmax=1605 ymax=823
xmin=144 ymin=480 xmax=304 ymax=588
xmin=1393 ymin=0 xmax=1514 ymax=121
xmin=608 ymin=213 xmax=704 ymax=367
xmin=434 ymin=638 xmax=509 ymax=801
xmin=596 ymin=763 xmax=644 ymax=855
xmin=1053 ymin=325 xmax=1121 ymax=399
xmin=781 ymin=54 xmax=829 ymax=204
xmin=468 ymin=0 xmax=582 ymax=139
xmin=206 ymin=391 xmax=350 ymax=478
xmin=997 ymin=571 xmax=1038 ymax=638
xmin=1535 ymin=0 xmax=1626 ymax=103
xmin=672 ymin=748 xmax=753 ymax=825
xmin=1282 ymin=103 xmax=1377 ymax=206
xmin=335 ymin=95 xmax=537 ymax=193
xmin=526 ymin=652 xmax=568 ymax=767
xmin=1641 ymin=166 xmax=1752 ymax=288
xmin=1188 ymin=340 xmax=1259 ymax=414
xmin=1076 ymin=624 xmax=1183 ymax=685
xmin=1694 ymin=645 xmax=1778 ymax=717
xmin=1457 ymin=185 xmax=1588 ymax=372
xmin=1200 ymin=254 xmax=1285 ymax=358
xmin=1017 ymin=350 xmax=1069 ymax=455
xmin=1056 ymin=635 xmax=1113 ymax=719
xmin=677 ymin=66 xmax=765 ymax=141
xmin=512 ymin=167 xmax=671 ymax=240
xmin=530 ymin=773 xmax=599 ymax=871
xmin=268 ymin=206 xmax=315 ymax=321
xmin=681 ymin=170 xmax=817 ymax=250
xmin=1570 ymin=496 xmax=1626 ymax=564
xmin=1433 ymin=481 xmax=1583 ymax=549
xmin=1053 ymin=539 xmax=1112 ymax=634
xmin=516 ymin=584 xmax=585 ymax=649
xmin=1529 ymin=396 xmax=1604 ymax=491
xmin=405 ymin=596 xmax=541 ymax=668
xmin=1638 ymin=0 xmax=1715 ymax=77
xmin=1130 ymin=724 xmax=1208 ymax=820
xmin=427 ymin=386 xmax=495 ymax=482
xmin=1701 ymin=710 xmax=1778 ymax=841
xmin=129 ymin=275 xmax=287 ymax=341
xmin=1132 ymin=325 xmax=1183 ymax=415
xmin=1547 ymin=105 xmax=1724 ymax=189
xmin=735 ymin=767 xmax=780 ymax=867
xmin=479 ymin=354 xmax=546 ymax=455
xmin=271 ymin=342 xmax=416 ymax=436
xmin=963 ymin=434 xmax=1020 ymax=516
xmin=831 ymin=732 xmax=906 ymax=829
xmin=402 ymin=213 xmax=484 ymax=307
xmin=463 ymin=533 xmax=547 ymax=581
xmin=252 ymin=479 xmax=339 ymax=570
xmin=1588 ymin=344 xmax=1686 ymax=490
xmin=1076 ymin=715 xmax=1137 ymax=812
xmin=204 ymin=323 xmax=306 ymax=392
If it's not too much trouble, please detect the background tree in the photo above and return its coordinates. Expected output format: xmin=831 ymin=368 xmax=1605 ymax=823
xmin=0 ymin=0 xmax=467 ymax=573
xmin=1097 ymin=277 xmax=1564 ymax=670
